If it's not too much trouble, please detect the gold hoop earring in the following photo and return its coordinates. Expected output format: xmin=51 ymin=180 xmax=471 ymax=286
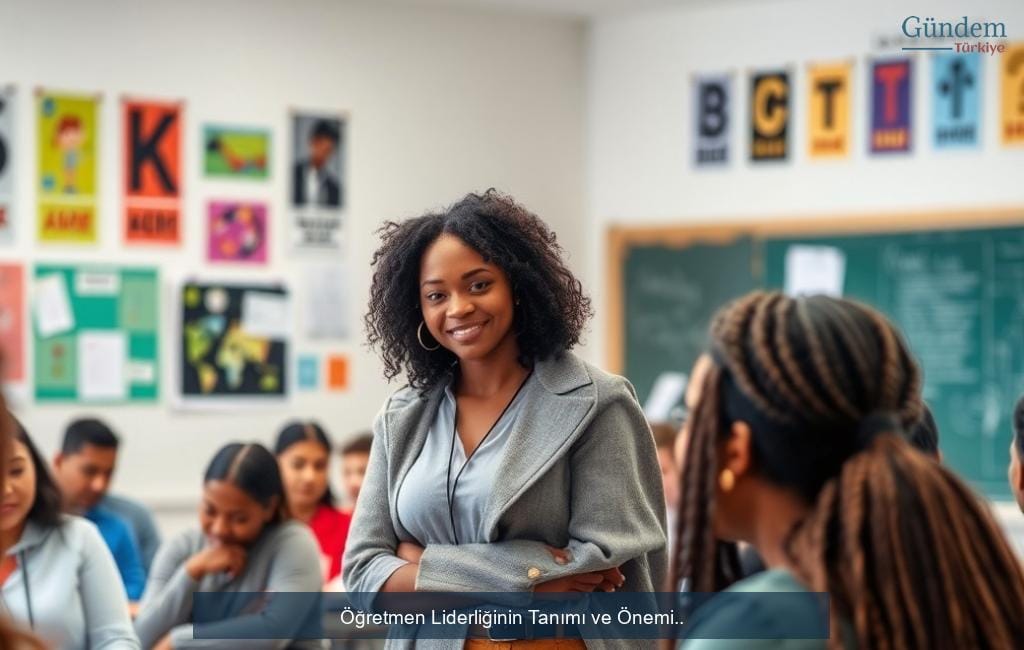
xmin=719 ymin=469 xmax=736 ymax=492
xmin=417 ymin=321 xmax=440 ymax=351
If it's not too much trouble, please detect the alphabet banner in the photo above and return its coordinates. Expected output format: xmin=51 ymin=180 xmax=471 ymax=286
xmin=37 ymin=91 xmax=99 ymax=243
xmin=1002 ymin=43 xmax=1024 ymax=145
xmin=750 ymin=71 xmax=789 ymax=162
xmin=0 ymin=87 xmax=13 ymax=243
xmin=870 ymin=59 xmax=912 ymax=154
xmin=123 ymin=99 xmax=182 ymax=243
xmin=933 ymin=53 xmax=981 ymax=149
xmin=807 ymin=62 xmax=851 ymax=159
xmin=693 ymin=74 xmax=731 ymax=166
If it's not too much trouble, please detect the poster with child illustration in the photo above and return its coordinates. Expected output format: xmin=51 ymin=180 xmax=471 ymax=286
xmin=37 ymin=91 xmax=98 ymax=243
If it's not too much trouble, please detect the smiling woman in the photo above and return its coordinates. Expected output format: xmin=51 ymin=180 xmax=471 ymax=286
xmin=345 ymin=190 xmax=668 ymax=650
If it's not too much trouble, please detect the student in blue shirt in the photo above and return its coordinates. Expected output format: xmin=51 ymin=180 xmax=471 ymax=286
xmin=51 ymin=418 xmax=146 ymax=601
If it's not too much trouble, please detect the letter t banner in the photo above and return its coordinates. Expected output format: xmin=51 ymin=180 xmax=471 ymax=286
xmin=870 ymin=59 xmax=912 ymax=154
xmin=123 ymin=99 xmax=182 ymax=244
xmin=807 ymin=62 xmax=851 ymax=159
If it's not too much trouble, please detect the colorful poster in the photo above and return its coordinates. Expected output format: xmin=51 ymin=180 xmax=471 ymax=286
xmin=207 ymin=200 xmax=268 ymax=264
xmin=291 ymin=112 xmax=345 ymax=250
xmin=203 ymin=125 xmax=269 ymax=179
xmin=1002 ymin=43 xmax=1024 ymax=145
xmin=124 ymin=99 xmax=182 ymax=243
xmin=0 ymin=264 xmax=24 ymax=382
xmin=37 ymin=91 xmax=99 ymax=243
xmin=870 ymin=59 xmax=912 ymax=154
xmin=297 ymin=354 xmax=319 ymax=390
xmin=693 ymin=75 xmax=730 ymax=166
xmin=933 ymin=54 xmax=981 ymax=149
xmin=750 ymin=71 xmax=789 ymax=162
xmin=32 ymin=265 xmax=159 ymax=402
xmin=807 ymin=62 xmax=851 ymax=159
xmin=327 ymin=354 xmax=349 ymax=391
xmin=0 ymin=87 xmax=13 ymax=243
xmin=181 ymin=282 xmax=288 ymax=400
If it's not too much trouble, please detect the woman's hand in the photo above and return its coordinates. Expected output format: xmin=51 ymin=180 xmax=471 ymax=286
xmin=397 ymin=542 xmax=424 ymax=564
xmin=535 ymin=567 xmax=624 ymax=593
xmin=537 ymin=545 xmax=625 ymax=592
xmin=185 ymin=544 xmax=248 ymax=581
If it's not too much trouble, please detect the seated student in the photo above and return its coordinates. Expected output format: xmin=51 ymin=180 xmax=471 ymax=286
xmin=0 ymin=360 xmax=48 ymax=650
xmin=673 ymin=292 xmax=1024 ymax=648
xmin=134 ymin=442 xmax=322 ymax=650
xmin=52 ymin=419 xmax=146 ymax=600
xmin=1009 ymin=395 xmax=1024 ymax=513
xmin=63 ymin=419 xmax=161 ymax=573
xmin=338 ymin=433 xmax=371 ymax=515
xmin=274 ymin=421 xmax=351 ymax=585
xmin=651 ymin=422 xmax=681 ymax=550
xmin=1 ymin=417 xmax=139 ymax=649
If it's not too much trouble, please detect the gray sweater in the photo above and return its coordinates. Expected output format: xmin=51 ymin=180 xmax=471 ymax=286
xmin=2 ymin=516 xmax=139 ymax=650
xmin=133 ymin=520 xmax=322 ymax=649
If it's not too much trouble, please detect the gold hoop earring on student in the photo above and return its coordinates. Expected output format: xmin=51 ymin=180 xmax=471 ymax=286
xmin=417 ymin=321 xmax=440 ymax=351
xmin=719 ymin=469 xmax=735 ymax=492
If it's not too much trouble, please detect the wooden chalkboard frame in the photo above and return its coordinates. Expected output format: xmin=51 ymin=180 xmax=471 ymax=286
xmin=606 ymin=206 xmax=1024 ymax=374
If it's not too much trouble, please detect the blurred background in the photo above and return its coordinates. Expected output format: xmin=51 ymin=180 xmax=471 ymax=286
xmin=1 ymin=0 xmax=1023 ymax=547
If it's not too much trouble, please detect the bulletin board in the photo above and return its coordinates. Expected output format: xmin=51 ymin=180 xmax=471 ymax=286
xmin=33 ymin=264 xmax=159 ymax=402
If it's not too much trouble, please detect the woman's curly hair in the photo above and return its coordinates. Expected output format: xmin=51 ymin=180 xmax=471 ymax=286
xmin=365 ymin=189 xmax=592 ymax=391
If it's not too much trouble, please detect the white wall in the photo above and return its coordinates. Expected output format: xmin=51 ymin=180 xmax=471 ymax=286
xmin=1 ymin=0 xmax=585 ymax=536
xmin=585 ymin=0 xmax=1024 ymax=550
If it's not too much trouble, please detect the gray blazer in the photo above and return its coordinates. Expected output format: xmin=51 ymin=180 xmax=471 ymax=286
xmin=343 ymin=351 xmax=668 ymax=649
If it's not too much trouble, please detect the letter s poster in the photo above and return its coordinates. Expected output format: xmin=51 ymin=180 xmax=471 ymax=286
xmin=37 ymin=91 xmax=99 ymax=243
xmin=123 ymin=99 xmax=182 ymax=244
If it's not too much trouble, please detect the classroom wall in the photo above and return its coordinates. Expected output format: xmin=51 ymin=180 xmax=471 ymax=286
xmin=1 ymin=0 xmax=586 ymax=536
xmin=585 ymin=0 xmax=1024 ymax=549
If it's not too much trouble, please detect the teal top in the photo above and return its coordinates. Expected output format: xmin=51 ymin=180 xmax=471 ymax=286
xmin=681 ymin=569 xmax=849 ymax=650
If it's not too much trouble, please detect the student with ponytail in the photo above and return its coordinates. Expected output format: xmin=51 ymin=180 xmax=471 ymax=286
xmin=134 ymin=443 xmax=322 ymax=649
xmin=274 ymin=421 xmax=351 ymax=585
xmin=672 ymin=291 xmax=1024 ymax=649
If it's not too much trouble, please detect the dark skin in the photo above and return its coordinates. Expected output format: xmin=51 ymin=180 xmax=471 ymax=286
xmin=382 ymin=234 xmax=623 ymax=593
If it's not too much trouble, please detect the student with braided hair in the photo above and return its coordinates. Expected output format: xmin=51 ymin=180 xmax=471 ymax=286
xmin=672 ymin=291 xmax=1024 ymax=649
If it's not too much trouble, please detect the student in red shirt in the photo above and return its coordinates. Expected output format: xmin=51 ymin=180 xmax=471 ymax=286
xmin=274 ymin=422 xmax=350 ymax=585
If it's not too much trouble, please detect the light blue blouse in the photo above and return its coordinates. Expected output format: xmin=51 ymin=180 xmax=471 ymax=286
xmin=396 ymin=374 xmax=533 ymax=545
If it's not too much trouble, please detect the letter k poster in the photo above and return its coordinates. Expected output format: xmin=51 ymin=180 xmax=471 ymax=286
xmin=123 ymin=99 xmax=182 ymax=244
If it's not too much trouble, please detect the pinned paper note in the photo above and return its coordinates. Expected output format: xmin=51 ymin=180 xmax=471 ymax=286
xmin=78 ymin=331 xmax=127 ymax=401
xmin=34 ymin=273 xmax=74 ymax=337
xmin=643 ymin=372 xmax=688 ymax=421
xmin=241 ymin=291 xmax=289 ymax=339
xmin=305 ymin=264 xmax=350 ymax=339
xmin=784 ymin=245 xmax=846 ymax=297
xmin=76 ymin=270 xmax=120 ymax=296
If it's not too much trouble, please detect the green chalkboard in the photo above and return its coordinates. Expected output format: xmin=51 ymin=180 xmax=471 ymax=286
xmin=763 ymin=226 xmax=1024 ymax=498
xmin=622 ymin=235 xmax=757 ymax=406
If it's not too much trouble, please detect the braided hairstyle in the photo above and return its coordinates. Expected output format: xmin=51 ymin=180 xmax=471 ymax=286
xmin=670 ymin=291 xmax=1024 ymax=649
